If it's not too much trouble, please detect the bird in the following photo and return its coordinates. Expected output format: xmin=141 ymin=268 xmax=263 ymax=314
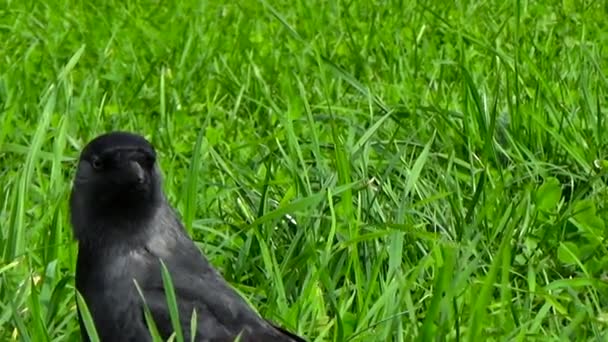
xmin=70 ymin=131 xmax=305 ymax=342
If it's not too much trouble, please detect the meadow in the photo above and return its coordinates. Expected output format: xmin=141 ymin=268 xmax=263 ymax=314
xmin=1 ymin=0 xmax=607 ymax=341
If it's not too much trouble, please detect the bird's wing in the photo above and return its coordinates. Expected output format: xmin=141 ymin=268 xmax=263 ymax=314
xmin=138 ymin=234 xmax=300 ymax=341
xmin=270 ymin=323 xmax=308 ymax=342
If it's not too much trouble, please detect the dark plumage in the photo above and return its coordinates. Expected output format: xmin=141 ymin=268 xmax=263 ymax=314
xmin=70 ymin=131 xmax=305 ymax=342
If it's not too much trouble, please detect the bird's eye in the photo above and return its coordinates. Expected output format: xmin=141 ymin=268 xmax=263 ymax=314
xmin=143 ymin=154 xmax=156 ymax=168
xmin=91 ymin=157 xmax=104 ymax=170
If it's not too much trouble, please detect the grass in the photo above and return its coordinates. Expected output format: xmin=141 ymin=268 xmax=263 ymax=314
xmin=1 ymin=0 xmax=607 ymax=340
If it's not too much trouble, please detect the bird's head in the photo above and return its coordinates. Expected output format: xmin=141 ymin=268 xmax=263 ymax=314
xmin=70 ymin=132 xmax=163 ymax=238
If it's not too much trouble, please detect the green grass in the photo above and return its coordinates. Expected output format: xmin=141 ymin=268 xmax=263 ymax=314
xmin=1 ymin=0 xmax=607 ymax=340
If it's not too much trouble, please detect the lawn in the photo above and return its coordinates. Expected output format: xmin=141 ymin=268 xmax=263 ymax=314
xmin=1 ymin=0 xmax=607 ymax=341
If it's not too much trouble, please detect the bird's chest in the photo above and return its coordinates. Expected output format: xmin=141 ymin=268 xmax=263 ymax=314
xmin=77 ymin=248 xmax=155 ymax=316
xmin=76 ymin=248 xmax=158 ymax=341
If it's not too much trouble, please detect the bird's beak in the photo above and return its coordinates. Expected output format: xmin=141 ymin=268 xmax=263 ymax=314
xmin=128 ymin=160 xmax=145 ymax=184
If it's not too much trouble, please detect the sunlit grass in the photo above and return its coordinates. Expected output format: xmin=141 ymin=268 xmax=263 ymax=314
xmin=0 ymin=0 xmax=607 ymax=341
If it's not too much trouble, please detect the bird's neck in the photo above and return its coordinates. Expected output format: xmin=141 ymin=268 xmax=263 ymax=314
xmin=72 ymin=201 xmax=163 ymax=249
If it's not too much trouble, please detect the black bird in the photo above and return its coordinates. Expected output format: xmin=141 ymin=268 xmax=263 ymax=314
xmin=70 ymin=132 xmax=305 ymax=342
